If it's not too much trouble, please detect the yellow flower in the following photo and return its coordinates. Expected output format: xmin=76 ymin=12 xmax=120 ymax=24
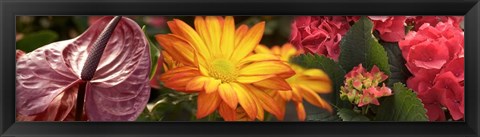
xmin=255 ymin=43 xmax=333 ymax=121
xmin=156 ymin=16 xmax=295 ymax=121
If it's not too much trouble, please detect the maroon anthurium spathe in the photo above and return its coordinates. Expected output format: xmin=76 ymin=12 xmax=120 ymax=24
xmin=16 ymin=16 xmax=151 ymax=121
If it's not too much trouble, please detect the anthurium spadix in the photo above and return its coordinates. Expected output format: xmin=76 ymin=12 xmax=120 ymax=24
xmin=16 ymin=16 xmax=151 ymax=121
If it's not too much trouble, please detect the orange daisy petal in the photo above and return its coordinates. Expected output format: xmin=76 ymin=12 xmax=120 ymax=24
xmin=167 ymin=21 xmax=184 ymax=36
xmin=252 ymin=77 xmax=292 ymax=90
xmin=239 ymin=61 xmax=294 ymax=77
xmin=220 ymin=16 xmax=235 ymax=58
xmin=249 ymin=85 xmax=284 ymax=121
xmin=278 ymin=90 xmax=293 ymax=101
xmin=231 ymin=22 xmax=265 ymax=62
xmin=254 ymin=98 xmax=264 ymax=121
xmin=301 ymin=69 xmax=330 ymax=81
xmin=234 ymin=25 xmax=248 ymax=48
xmin=295 ymin=102 xmax=306 ymax=121
xmin=280 ymin=43 xmax=298 ymax=61
xmin=238 ymin=53 xmax=280 ymax=66
xmin=218 ymin=102 xmax=236 ymax=121
xmin=291 ymin=86 xmax=303 ymax=102
xmin=204 ymin=16 xmax=222 ymax=57
xmin=231 ymin=83 xmax=257 ymax=119
xmin=297 ymin=85 xmax=333 ymax=112
xmin=218 ymin=83 xmax=238 ymax=109
xmin=173 ymin=19 xmax=211 ymax=59
xmin=254 ymin=44 xmax=273 ymax=54
xmin=160 ymin=67 xmax=201 ymax=92
xmin=196 ymin=91 xmax=222 ymax=119
xmin=155 ymin=34 xmax=195 ymax=66
xmin=204 ymin=77 xmax=221 ymax=94
xmin=297 ymin=79 xmax=332 ymax=94
xmin=236 ymin=75 xmax=275 ymax=84
xmin=185 ymin=76 xmax=209 ymax=91
xmin=159 ymin=66 xmax=198 ymax=81
xmin=271 ymin=46 xmax=281 ymax=55
xmin=194 ymin=16 xmax=212 ymax=48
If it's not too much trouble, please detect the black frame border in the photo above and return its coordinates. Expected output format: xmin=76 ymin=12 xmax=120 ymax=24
xmin=1 ymin=0 xmax=479 ymax=137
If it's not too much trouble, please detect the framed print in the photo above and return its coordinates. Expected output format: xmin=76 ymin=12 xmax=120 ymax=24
xmin=1 ymin=0 xmax=479 ymax=137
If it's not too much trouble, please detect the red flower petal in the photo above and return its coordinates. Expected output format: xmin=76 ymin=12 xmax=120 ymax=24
xmin=407 ymin=44 xmax=449 ymax=70
xmin=433 ymin=72 xmax=464 ymax=120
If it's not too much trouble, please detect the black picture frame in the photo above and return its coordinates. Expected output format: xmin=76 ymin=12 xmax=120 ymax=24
xmin=1 ymin=0 xmax=479 ymax=137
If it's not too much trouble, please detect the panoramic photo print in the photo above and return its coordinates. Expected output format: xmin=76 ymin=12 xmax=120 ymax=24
xmin=15 ymin=16 xmax=464 ymax=122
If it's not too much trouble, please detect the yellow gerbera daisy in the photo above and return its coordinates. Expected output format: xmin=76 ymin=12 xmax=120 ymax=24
xmin=255 ymin=43 xmax=333 ymax=121
xmin=156 ymin=16 xmax=295 ymax=121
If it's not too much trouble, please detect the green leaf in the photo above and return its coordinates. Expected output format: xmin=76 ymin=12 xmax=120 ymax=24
xmin=405 ymin=25 xmax=414 ymax=34
xmin=16 ymin=30 xmax=59 ymax=52
xmin=150 ymin=100 xmax=173 ymax=121
xmin=290 ymin=54 xmax=350 ymax=108
xmin=375 ymin=83 xmax=428 ymax=121
xmin=136 ymin=107 xmax=155 ymax=121
xmin=337 ymin=108 xmax=370 ymax=121
xmin=142 ymin=25 xmax=161 ymax=80
xmin=382 ymin=42 xmax=411 ymax=87
xmin=338 ymin=16 xmax=390 ymax=75
xmin=307 ymin=111 xmax=341 ymax=121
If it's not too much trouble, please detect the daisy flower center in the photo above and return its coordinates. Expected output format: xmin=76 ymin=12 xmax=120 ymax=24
xmin=209 ymin=59 xmax=238 ymax=83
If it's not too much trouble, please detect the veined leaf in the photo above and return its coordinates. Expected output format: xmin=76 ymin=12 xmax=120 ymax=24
xmin=338 ymin=16 xmax=390 ymax=75
xmin=374 ymin=83 xmax=428 ymax=121
xmin=337 ymin=108 xmax=370 ymax=121
xmin=382 ymin=42 xmax=411 ymax=87
xmin=16 ymin=16 xmax=151 ymax=121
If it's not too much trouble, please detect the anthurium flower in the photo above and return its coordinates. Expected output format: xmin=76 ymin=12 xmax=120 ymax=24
xmin=156 ymin=16 xmax=294 ymax=121
xmin=340 ymin=64 xmax=392 ymax=107
xmin=290 ymin=16 xmax=351 ymax=61
xmin=16 ymin=16 xmax=151 ymax=121
xmin=254 ymin=44 xmax=333 ymax=121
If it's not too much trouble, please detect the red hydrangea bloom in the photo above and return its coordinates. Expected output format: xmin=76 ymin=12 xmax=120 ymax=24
xmin=369 ymin=16 xmax=407 ymax=42
xmin=290 ymin=16 xmax=351 ymax=61
xmin=407 ymin=16 xmax=464 ymax=31
xmin=399 ymin=18 xmax=464 ymax=121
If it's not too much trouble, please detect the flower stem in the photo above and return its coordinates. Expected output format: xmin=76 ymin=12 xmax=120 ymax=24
xmin=76 ymin=16 xmax=122 ymax=121
xmin=75 ymin=82 xmax=87 ymax=121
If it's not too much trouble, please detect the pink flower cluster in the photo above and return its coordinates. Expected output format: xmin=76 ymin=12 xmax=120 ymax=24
xmin=340 ymin=64 xmax=392 ymax=107
xmin=399 ymin=19 xmax=464 ymax=121
xmin=290 ymin=16 xmax=351 ymax=61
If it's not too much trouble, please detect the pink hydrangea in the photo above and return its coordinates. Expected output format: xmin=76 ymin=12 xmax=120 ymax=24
xmin=369 ymin=16 xmax=407 ymax=42
xmin=407 ymin=16 xmax=464 ymax=31
xmin=399 ymin=18 xmax=464 ymax=121
xmin=290 ymin=16 xmax=351 ymax=61
xmin=340 ymin=64 xmax=392 ymax=107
